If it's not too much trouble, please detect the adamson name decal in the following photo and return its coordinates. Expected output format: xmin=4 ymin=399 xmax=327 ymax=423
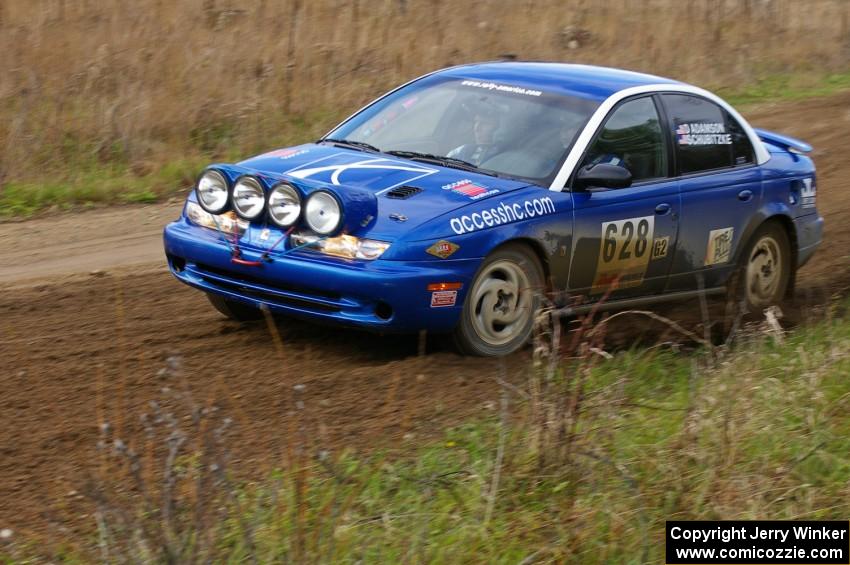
xmin=449 ymin=197 xmax=556 ymax=234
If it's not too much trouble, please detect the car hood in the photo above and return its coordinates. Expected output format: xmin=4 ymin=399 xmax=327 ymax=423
xmin=237 ymin=143 xmax=535 ymax=239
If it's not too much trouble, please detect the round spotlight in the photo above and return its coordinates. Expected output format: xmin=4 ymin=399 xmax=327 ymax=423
xmin=304 ymin=190 xmax=342 ymax=235
xmin=231 ymin=176 xmax=266 ymax=219
xmin=196 ymin=170 xmax=229 ymax=213
xmin=268 ymin=182 xmax=302 ymax=227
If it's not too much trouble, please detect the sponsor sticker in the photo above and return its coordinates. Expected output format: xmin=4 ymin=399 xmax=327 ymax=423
xmin=441 ymin=179 xmax=499 ymax=200
xmin=592 ymin=215 xmax=655 ymax=294
xmin=676 ymin=122 xmax=732 ymax=146
xmin=426 ymin=240 xmax=460 ymax=259
xmin=705 ymin=227 xmax=734 ymax=266
xmin=801 ymin=177 xmax=816 ymax=208
xmin=263 ymin=148 xmax=309 ymax=159
xmin=449 ymin=197 xmax=557 ymax=234
xmin=460 ymin=79 xmax=543 ymax=97
xmin=430 ymin=290 xmax=457 ymax=308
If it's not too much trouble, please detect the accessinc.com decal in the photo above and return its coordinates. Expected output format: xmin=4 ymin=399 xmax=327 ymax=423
xmin=449 ymin=197 xmax=556 ymax=234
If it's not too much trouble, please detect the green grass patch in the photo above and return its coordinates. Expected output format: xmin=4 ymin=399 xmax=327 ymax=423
xmin=719 ymin=70 xmax=850 ymax=107
xmin=0 ymin=157 xmax=206 ymax=218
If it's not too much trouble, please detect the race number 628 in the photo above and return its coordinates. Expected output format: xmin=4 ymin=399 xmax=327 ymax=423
xmin=602 ymin=217 xmax=651 ymax=263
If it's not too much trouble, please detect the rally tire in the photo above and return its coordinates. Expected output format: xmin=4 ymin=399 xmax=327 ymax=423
xmin=206 ymin=293 xmax=264 ymax=321
xmin=729 ymin=221 xmax=792 ymax=314
xmin=453 ymin=244 xmax=544 ymax=357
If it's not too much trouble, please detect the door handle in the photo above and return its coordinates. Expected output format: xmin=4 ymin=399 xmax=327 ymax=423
xmin=655 ymin=203 xmax=671 ymax=215
xmin=738 ymin=189 xmax=753 ymax=202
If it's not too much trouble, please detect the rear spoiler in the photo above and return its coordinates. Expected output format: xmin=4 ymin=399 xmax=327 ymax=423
xmin=754 ymin=128 xmax=812 ymax=154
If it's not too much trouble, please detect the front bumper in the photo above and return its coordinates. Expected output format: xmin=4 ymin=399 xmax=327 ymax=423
xmin=163 ymin=218 xmax=480 ymax=333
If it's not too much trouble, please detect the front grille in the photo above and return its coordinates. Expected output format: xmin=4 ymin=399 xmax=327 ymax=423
xmin=195 ymin=263 xmax=340 ymax=300
xmin=190 ymin=262 xmax=344 ymax=313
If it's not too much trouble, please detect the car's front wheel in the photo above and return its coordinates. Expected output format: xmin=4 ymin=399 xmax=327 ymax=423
xmin=453 ymin=244 xmax=544 ymax=356
xmin=206 ymin=293 xmax=264 ymax=321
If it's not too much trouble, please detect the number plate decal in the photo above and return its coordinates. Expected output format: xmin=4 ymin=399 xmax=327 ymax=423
xmin=592 ymin=216 xmax=655 ymax=294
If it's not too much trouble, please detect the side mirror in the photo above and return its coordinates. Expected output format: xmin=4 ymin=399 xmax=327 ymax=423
xmin=573 ymin=163 xmax=632 ymax=191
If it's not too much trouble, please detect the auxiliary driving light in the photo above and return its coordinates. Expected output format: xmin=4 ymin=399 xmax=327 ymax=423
xmin=196 ymin=169 xmax=229 ymax=213
xmin=231 ymin=176 xmax=266 ymax=220
xmin=304 ymin=190 xmax=342 ymax=235
xmin=268 ymin=182 xmax=302 ymax=227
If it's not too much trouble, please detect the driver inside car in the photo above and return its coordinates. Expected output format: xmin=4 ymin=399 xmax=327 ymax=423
xmin=446 ymin=107 xmax=501 ymax=166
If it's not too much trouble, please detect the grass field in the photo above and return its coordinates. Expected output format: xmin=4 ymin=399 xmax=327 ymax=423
xmin=2 ymin=0 xmax=850 ymax=216
xmin=6 ymin=304 xmax=848 ymax=562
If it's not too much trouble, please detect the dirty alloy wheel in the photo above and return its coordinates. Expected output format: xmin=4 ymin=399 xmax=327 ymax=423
xmin=453 ymin=244 xmax=544 ymax=356
xmin=730 ymin=222 xmax=792 ymax=314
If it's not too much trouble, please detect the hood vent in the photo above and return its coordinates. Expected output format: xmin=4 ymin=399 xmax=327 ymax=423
xmin=385 ymin=185 xmax=422 ymax=199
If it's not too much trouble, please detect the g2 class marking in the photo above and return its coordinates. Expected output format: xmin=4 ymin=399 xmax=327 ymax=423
xmin=449 ymin=197 xmax=556 ymax=235
xmin=651 ymin=236 xmax=669 ymax=260
xmin=592 ymin=215 xmax=655 ymax=293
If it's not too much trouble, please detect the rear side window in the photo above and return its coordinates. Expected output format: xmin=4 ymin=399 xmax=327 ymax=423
xmin=662 ymin=94 xmax=754 ymax=174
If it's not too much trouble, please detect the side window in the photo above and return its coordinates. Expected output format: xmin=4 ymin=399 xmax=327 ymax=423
xmin=579 ymin=96 xmax=667 ymax=184
xmin=727 ymin=110 xmax=755 ymax=166
xmin=662 ymin=94 xmax=753 ymax=174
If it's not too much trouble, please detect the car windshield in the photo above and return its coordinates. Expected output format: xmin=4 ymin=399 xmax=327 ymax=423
xmin=325 ymin=75 xmax=601 ymax=185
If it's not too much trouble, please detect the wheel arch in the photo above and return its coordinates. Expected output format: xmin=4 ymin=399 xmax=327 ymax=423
xmin=491 ymin=237 xmax=552 ymax=289
xmin=736 ymin=212 xmax=798 ymax=297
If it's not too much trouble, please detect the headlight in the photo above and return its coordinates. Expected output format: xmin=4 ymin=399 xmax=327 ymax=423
xmin=196 ymin=170 xmax=229 ymax=213
xmin=186 ymin=201 xmax=247 ymax=235
xmin=291 ymin=232 xmax=390 ymax=260
xmin=268 ymin=182 xmax=301 ymax=227
xmin=304 ymin=190 xmax=342 ymax=235
xmin=232 ymin=176 xmax=266 ymax=219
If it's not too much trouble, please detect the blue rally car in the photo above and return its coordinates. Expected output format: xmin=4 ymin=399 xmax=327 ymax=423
xmin=163 ymin=62 xmax=823 ymax=356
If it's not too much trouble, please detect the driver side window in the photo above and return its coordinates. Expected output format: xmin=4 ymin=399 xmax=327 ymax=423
xmin=580 ymin=96 xmax=667 ymax=184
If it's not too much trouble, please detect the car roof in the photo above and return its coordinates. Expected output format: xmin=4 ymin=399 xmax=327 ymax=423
xmin=437 ymin=61 xmax=684 ymax=102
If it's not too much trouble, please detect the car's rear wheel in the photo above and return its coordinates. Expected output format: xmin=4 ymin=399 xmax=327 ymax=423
xmin=453 ymin=244 xmax=544 ymax=356
xmin=206 ymin=293 xmax=264 ymax=321
xmin=730 ymin=222 xmax=792 ymax=313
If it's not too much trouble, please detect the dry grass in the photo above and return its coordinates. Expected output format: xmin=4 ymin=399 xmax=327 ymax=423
xmin=1 ymin=0 xmax=849 ymax=189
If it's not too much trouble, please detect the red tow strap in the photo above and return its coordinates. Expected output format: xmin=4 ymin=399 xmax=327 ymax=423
xmin=230 ymin=255 xmax=264 ymax=267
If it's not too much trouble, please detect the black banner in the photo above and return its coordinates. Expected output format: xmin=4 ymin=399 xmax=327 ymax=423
xmin=666 ymin=521 xmax=849 ymax=564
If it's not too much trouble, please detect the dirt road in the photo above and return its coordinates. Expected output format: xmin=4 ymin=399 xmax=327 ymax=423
xmin=2 ymin=92 xmax=849 ymax=544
